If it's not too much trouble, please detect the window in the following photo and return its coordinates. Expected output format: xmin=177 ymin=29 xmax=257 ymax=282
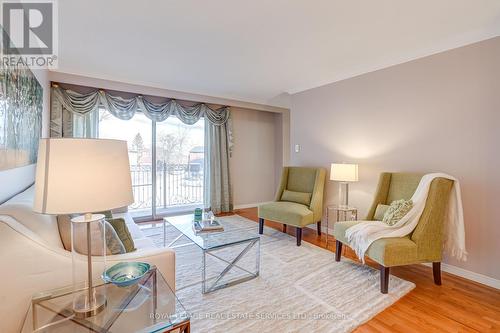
xmin=97 ymin=108 xmax=204 ymax=218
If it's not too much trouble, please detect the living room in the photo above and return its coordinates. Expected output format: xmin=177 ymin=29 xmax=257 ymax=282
xmin=1 ymin=1 xmax=499 ymax=332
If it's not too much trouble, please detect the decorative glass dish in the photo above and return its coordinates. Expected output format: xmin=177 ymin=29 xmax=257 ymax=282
xmin=102 ymin=262 xmax=151 ymax=287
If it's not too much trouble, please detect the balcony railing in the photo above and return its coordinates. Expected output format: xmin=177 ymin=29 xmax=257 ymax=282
xmin=130 ymin=164 xmax=203 ymax=212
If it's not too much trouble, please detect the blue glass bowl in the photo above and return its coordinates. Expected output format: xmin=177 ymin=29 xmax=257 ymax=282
xmin=102 ymin=262 xmax=151 ymax=287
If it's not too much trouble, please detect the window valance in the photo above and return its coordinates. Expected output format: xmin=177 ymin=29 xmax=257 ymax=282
xmin=51 ymin=85 xmax=230 ymax=125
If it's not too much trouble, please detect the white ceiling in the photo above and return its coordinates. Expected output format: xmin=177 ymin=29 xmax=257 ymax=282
xmin=55 ymin=0 xmax=500 ymax=107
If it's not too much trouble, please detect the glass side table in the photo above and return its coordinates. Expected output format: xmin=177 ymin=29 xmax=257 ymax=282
xmin=325 ymin=205 xmax=358 ymax=247
xmin=23 ymin=266 xmax=190 ymax=333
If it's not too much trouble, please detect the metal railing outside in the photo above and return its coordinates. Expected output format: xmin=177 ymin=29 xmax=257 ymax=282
xmin=130 ymin=163 xmax=203 ymax=212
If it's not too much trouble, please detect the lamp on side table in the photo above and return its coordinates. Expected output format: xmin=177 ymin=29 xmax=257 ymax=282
xmin=326 ymin=163 xmax=359 ymax=247
xmin=330 ymin=163 xmax=358 ymax=208
xmin=34 ymin=138 xmax=134 ymax=318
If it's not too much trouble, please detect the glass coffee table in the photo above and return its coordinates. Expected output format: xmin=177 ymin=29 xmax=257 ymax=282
xmin=24 ymin=266 xmax=190 ymax=333
xmin=164 ymin=215 xmax=260 ymax=294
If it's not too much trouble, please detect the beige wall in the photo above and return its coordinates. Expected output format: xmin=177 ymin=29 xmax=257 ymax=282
xmin=230 ymin=107 xmax=283 ymax=207
xmin=290 ymin=37 xmax=500 ymax=280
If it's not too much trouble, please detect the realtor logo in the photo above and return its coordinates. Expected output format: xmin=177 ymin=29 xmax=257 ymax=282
xmin=1 ymin=0 xmax=58 ymax=68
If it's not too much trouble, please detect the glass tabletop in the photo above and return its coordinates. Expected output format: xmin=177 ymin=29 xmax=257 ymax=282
xmin=165 ymin=214 xmax=260 ymax=250
xmin=327 ymin=205 xmax=357 ymax=211
xmin=27 ymin=266 xmax=189 ymax=333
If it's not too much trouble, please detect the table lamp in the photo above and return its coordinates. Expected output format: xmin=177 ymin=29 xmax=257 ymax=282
xmin=34 ymin=138 xmax=134 ymax=318
xmin=330 ymin=163 xmax=358 ymax=208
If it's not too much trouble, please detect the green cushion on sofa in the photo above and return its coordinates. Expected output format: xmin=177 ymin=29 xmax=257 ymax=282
xmin=104 ymin=221 xmax=126 ymax=255
xmin=374 ymin=204 xmax=390 ymax=221
xmin=56 ymin=215 xmax=125 ymax=255
xmin=280 ymin=190 xmax=312 ymax=206
xmin=108 ymin=218 xmax=136 ymax=252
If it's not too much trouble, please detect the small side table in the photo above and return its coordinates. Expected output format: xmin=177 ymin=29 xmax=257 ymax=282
xmin=325 ymin=205 xmax=358 ymax=247
xmin=24 ymin=266 xmax=190 ymax=333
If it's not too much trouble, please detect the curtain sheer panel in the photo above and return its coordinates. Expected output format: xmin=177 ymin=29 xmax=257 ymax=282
xmin=50 ymin=85 xmax=234 ymax=213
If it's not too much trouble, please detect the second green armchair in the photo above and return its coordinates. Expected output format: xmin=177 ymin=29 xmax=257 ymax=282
xmin=258 ymin=167 xmax=326 ymax=246
xmin=333 ymin=172 xmax=454 ymax=293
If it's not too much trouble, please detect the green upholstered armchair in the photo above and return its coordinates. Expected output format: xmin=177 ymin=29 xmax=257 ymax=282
xmin=333 ymin=173 xmax=454 ymax=293
xmin=258 ymin=167 xmax=326 ymax=246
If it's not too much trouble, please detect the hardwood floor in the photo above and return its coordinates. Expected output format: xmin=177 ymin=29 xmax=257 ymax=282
xmin=230 ymin=207 xmax=500 ymax=333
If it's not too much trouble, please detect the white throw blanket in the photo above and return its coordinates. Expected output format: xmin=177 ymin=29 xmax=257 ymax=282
xmin=345 ymin=173 xmax=467 ymax=262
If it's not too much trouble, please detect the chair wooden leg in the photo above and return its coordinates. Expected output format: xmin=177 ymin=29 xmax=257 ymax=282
xmin=258 ymin=218 xmax=264 ymax=234
xmin=433 ymin=262 xmax=442 ymax=285
xmin=316 ymin=221 xmax=321 ymax=236
xmin=335 ymin=240 xmax=342 ymax=261
xmin=282 ymin=224 xmax=287 ymax=233
xmin=380 ymin=266 xmax=390 ymax=294
xmin=296 ymin=227 xmax=302 ymax=246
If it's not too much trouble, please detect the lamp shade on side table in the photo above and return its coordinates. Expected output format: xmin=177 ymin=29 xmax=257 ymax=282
xmin=330 ymin=163 xmax=358 ymax=208
xmin=34 ymin=138 xmax=134 ymax=318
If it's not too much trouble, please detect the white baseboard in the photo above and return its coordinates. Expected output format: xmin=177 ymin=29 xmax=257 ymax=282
xmin=233 ymin=202 xmax=271 ymax=210
xmin=422 ymin=262 xmax=500 ymax=290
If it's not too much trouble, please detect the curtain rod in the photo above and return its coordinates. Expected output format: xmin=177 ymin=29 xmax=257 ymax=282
xmin=50 ymin=81 xmax=229 ymax=108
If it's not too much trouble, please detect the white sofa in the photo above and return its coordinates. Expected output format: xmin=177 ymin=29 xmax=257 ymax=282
xmin=0 ymin=186 xmax=176 ymax=332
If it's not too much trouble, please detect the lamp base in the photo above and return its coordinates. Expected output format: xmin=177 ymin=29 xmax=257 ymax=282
xmin=71 ymin=213 xmax=107 ymax=318
xmin=338 ymin=182 xmax=350 ymax=209
xmin=73 ymin=291 xmax=107 ymax=318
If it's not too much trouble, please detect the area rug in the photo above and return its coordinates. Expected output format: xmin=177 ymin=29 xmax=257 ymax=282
xmin=143 ymin=215 xmax=415 ymax=333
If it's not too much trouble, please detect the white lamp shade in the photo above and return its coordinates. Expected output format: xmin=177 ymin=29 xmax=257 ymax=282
xmin=34 ymin=138 xmax=134 ymax=214
xmin=330 ymin=163 xmax=359 ymax=182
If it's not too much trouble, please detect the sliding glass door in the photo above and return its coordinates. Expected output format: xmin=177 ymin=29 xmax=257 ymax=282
xmin=97 ymin=108 xmax=203 ymax=219
xmin=155 ymin=117 xmax=204 ymax=216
